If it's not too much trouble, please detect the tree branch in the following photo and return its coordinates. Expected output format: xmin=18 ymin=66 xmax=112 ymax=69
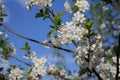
xmin=92 ymin=68 xmax=103 ymax=80
xmin=0 ymin=22 xmax=74 ymax=54
xmin=13 ymin=56 xmax=32 ymax=66
xmin=47 ymin=71 xmax=69 ymax=80
xmin=116 ymin=33 xmax=120 ymax=80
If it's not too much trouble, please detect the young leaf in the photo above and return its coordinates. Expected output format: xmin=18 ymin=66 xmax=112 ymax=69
xmin=47 ymin=29 xmax=54 ymax=37
xmin=25 ymin=42 xmax=30 ymax=50
xmin=23 ymin=72 xmax=29 ymax=76
xmin=35 ymin=13 xmax=44 ymax=18
xmin=35 ymin=9 xmax=44 ymax=18
xmin=0 ymin=67 xmax=3 ymax=72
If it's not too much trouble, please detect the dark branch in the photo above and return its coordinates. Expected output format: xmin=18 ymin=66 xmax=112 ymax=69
xmin=92 ymin=68 xmax=103 ymax=80
xmin=0 ymin=22 xmax=74 ymax=54
xmin=116 ymin=33 xmax=120 ymax=80
xmin=13 ymin=56 xmax=32 ymax=66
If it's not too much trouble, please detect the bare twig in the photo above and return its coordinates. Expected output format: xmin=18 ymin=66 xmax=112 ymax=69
xmin=13 ymin=56 xmax=32 ymax=66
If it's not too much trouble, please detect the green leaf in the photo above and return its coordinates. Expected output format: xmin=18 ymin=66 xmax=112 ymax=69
xmin=0 ymin=18 xmax=3 ymax=25
xmin=20 ymin=47 xmax=27 ymax=50
xmin=84 ymin=20 xmax=94 ymax=31
xmin=73 ymin=78 xmax=80 ymax=80
xmin=79 ymin=68 xmax=88 ymax=76
xmin=45 ymin=8 xmax=49 ymax=15
xmin=47 ymin=29 xmax=54 ymax=37
xmin=35 ymin=9 xmax=44 ymax=18
xmin=72 ymin=0 xmax=77 ymax=3
xmin=0 ymin=67 xmax=3 ymax=72
xmin=23 ymin=72 xmax=29 ymax=76
xmin=25 ymin=42 xmax=30 ymax=50
xmin=10 ymin=65 xmax=16 ymax=69
xmin=1 ymin=13 xmax=8 ymax=16
xmin=35 ymin=13 xmax=44 ymax=18
xmin=53 ymin=12 xmax=64 ymax=26
xmin=20 ymin=42 xmax=30 ymax=51
xmin=57 ymin=12 xmax=64 ymax=17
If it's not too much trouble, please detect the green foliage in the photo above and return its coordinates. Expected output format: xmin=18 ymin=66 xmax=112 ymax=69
xmin=0 ymin=5 xmax=8 ymax=23
xmin=79 ymin=68 xmax=88 ymax=76
xmin=20 ymin=42 xmax=30 ymax=51
xmin=35 ymin=9 xmax=50 ymax=20
xmin=53 ymin=12 xmax=64 ymax=26
xmin=72 ymin=0 xmax=77 ymax=3
xmin=84 ymin=20 xmax=94 ymax=32
xmin=73 ymin=78 xmax=80 ymax=80
xmin=47 ymin=29 xmax=54 ymax=37
xmin=10 ymin=65 xmax=16 ymax=69
xmin=0 ymin=13 xmax=7 ymax=17
xmin=0 ymin=67 xmax=3 ymax=72
xmin=102 ymin=0 xmax=112 ymax=4
xmin=35 ymin=9 xmax=44 ymax=18
xmin=23 ymin=72 xmax=29 ymax=76
xmin=0 ymin=36 xmax=14 ymax=60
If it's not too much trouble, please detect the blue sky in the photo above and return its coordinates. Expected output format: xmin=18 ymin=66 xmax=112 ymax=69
xmin=0 ymin=0 xmax=77 ymax=72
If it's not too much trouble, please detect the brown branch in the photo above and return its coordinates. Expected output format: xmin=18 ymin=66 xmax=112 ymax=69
xmin=0 ymin=22 xmax=74 ymax=54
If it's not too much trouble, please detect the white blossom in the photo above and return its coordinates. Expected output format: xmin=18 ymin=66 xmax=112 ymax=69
xmin=75 ymin=45 xmax=88 ymax=65
xmin=48 ymin=63 xmax=65 ymax=76
xmin=5 ymin=34 xmax=8 ymax=39
xmin=95 ymin=34 xmax=102 ymax=39
xmin=112 ymin=56 xmax=120 ymax=63
xmin=51 ymin=34 xmax=61 ymax=46
xmin=58 ymin=21 xmax=88 ymax=44
xmin=64 ymin=0 xmax=72 ymax=13
xmin=102 ymin=6 xmax=109 ymax=10
xmin=9 ymin=68 xmax=23 ymax=80
xmin=43 ymin=40 xmax=50 ymax=48
xmin=75 ymin=0 xmax=89 ymax=12
xmin=100 ymin=23 xmax=106 ymax=29
xmin=26 ymin=0 xmax=52 ymax=9
xmin=72 ymin=11 xmax=86 ymax=24
xmin=10 ymin=43 xmax=16 ymax=56
xmin=30 ymin=57 xmax=47 ymax=79
xmin=0 ymin=31 xmax=3 ymax=36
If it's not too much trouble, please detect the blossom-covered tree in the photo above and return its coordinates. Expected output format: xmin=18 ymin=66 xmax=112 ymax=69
xmin=0 ymin=0 xmax=120 ymax=80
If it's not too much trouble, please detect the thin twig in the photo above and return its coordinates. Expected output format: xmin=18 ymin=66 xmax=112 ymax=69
xmin=13 ymin=57 xmax=32 ymax=66
xmin=0 ymin=22 xmax=74 ymax=53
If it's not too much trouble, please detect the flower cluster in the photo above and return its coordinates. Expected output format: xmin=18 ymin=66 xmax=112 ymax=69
xmin=96 ymin=56 xmax=120 ymax=79
xmin=8 ymin=68 xmax=23 ymax=80
xmin=48 ymin=64 xmax=66 ymax=76
xmin=58 ymin=22 xmax=88 ymax=44
xmin=72 ymin=11 xmax=86 ymax=24
xmin=51 ymin=34 xmax=61 ymax=46
xmin=75 ymin=0 xmax=89 ymax=12
xmin=30 ymin=57 xmax=47 ymax=79
xmin=58 ymin=0 xmax=89 ymax=44
xmin=26 ymin=0 xmax=52 ymax=9
xmin=24 ymin=52 xmax=47 ymax=79
xmin=75 ymin=45 xmax=88 ymax=65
